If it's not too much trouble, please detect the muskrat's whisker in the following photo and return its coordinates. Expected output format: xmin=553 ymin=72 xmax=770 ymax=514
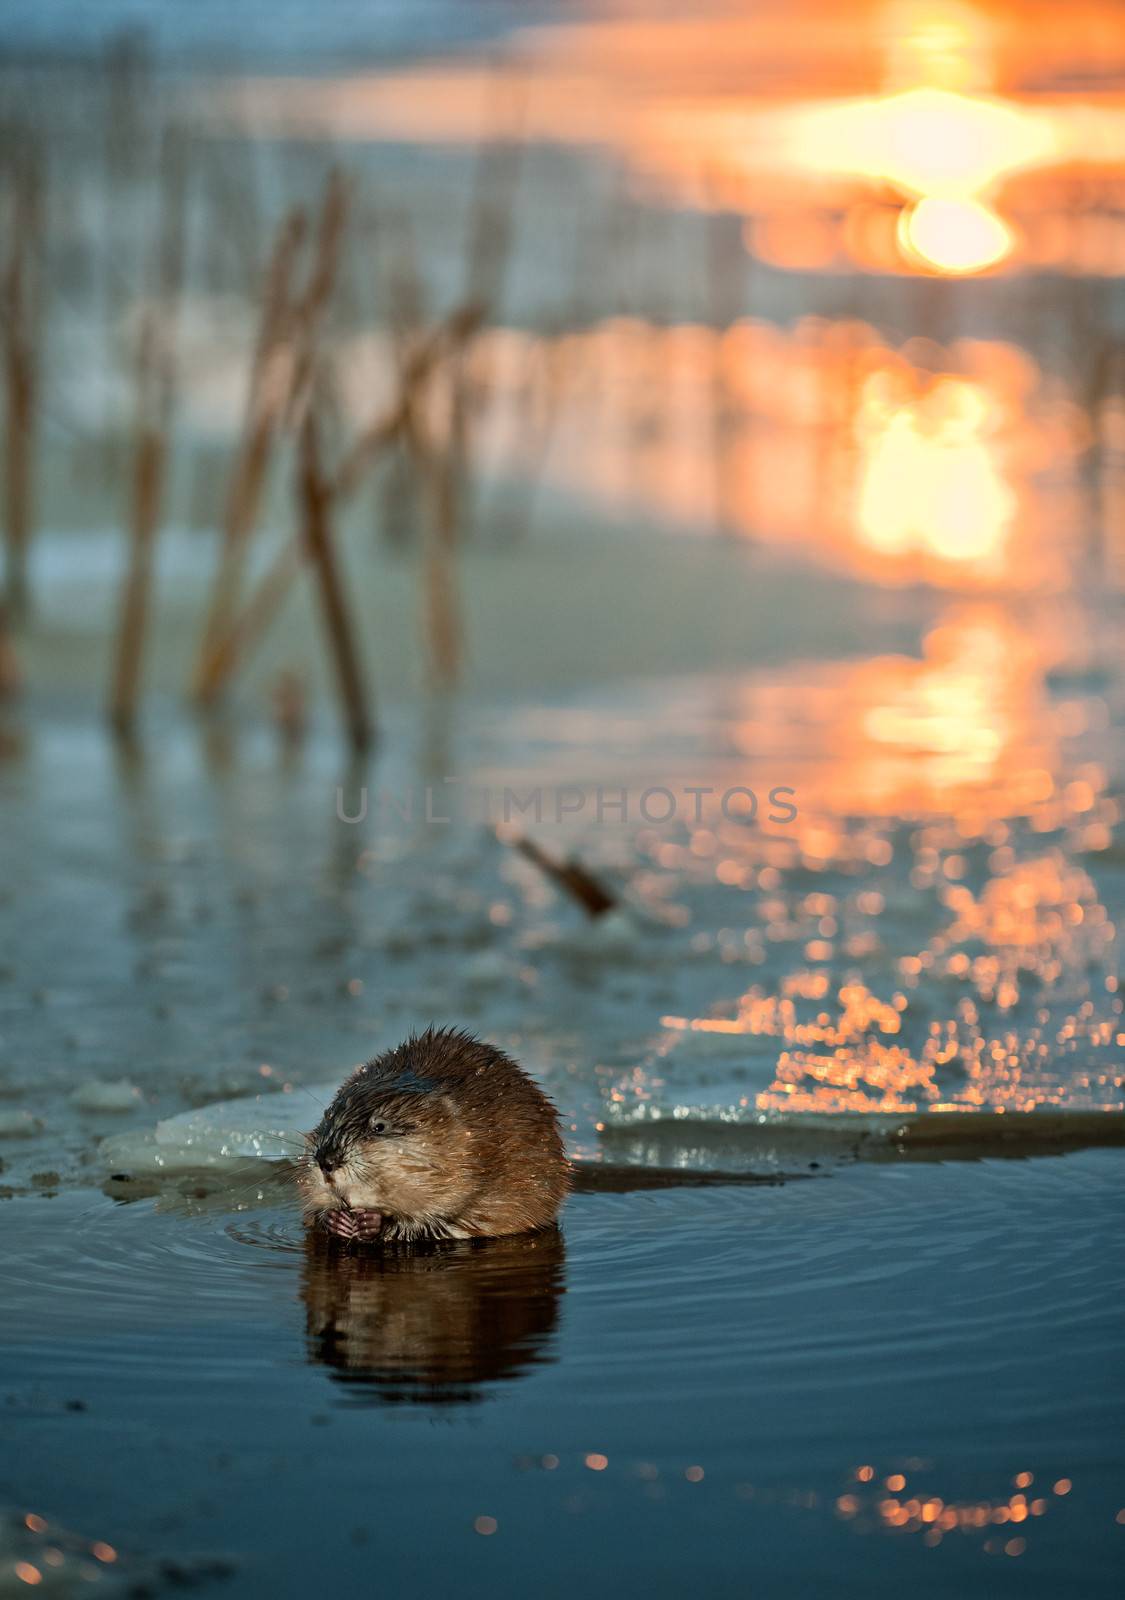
xmin=288 ymin=1084 xmax=328 ymax=1113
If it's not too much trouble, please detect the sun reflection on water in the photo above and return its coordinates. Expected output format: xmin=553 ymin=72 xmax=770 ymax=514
xmin=596 ymin=593 xmax=1121 ymax=1128
xmin=855 ymin=372 xmax=1016 ymax=562
xmin=459 ymin=318 xmax=1086 ymax=585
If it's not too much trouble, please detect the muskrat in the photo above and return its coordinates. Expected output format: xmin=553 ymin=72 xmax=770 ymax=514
xmin=299 ymin=1027 xmax=570 ymax=1243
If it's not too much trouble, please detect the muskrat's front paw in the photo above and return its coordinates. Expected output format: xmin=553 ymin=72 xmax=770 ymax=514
xmin=351 ymin=1209 xmax=385 ymax=1242
xmin=322 ymin=1207 xmax=383 ymax=1241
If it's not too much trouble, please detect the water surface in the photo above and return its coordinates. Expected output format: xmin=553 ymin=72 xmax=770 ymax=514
xmin=3 ymin=1153 xmax=1123 ymax=1597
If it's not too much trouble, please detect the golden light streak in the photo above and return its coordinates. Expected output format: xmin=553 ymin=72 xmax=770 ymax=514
xmin=782 ymin=87 xmax=1056 ymax=200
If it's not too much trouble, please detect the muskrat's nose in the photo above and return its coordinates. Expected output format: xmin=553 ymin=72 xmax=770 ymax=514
xmin=315 ymin=1151 xmax=337 ymax=1181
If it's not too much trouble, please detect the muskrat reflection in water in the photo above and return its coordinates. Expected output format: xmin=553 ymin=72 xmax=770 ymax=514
xmin=301 ymin=1225 xmax=565 ymax=1403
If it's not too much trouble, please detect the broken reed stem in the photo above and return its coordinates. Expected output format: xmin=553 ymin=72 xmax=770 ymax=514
xmin=336 ymin=303 xmax=484 ymax=496
xmin=108 ymin=132 xmax=186 ymax=733
xmin=193 ymin=535 xmax=303 ymax=702
xmin=0 ymin=598 xmax=21 ymax=696
xmin=2 ymin=147 xmax=42 ymax=619
xmin=297 ymin=406 xmax=374 ymax=753
xmin=509 ymin=835 xmax=617 ymax=918
xmin=191 ymin=205 xmax=307 ymax=700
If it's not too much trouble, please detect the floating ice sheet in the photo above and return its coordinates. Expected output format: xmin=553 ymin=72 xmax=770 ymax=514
xmin=99 ymin=1083 xmax=339 ymax=1175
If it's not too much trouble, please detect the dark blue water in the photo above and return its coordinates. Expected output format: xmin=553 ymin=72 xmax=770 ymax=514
xmin=3 ymin=1154 xmax=1123 ymax=1598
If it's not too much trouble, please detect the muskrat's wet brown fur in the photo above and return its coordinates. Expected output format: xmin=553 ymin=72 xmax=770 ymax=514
xmin=299 ymin=1027 xmax=570 ymax=1244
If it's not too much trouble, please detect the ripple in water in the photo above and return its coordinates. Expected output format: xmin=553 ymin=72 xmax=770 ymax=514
xmin=3 ymin=1156 xmax=1121 ymax=1413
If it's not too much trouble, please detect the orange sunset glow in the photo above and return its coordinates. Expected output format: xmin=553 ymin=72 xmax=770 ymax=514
xmin=462 ymin=319 xmax=1073 ymax=582
xmin=209 ymin=0 xmax=1125 ymax=279
xmin=1 ymin=3 xmax=1124 ymax=1597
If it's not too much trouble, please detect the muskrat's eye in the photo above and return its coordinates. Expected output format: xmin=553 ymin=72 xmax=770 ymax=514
xmin=371 ymin=1119 xmax=387 ymax=1135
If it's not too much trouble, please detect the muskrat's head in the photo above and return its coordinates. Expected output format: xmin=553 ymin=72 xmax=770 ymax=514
xmin=298 ymin=1050 xmax=479 ymax=1243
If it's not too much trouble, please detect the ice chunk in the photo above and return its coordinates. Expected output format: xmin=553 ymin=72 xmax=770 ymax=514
xmin=0 ymin=1109 xmax=42 ymax=1137
xmin=99 ymin=1082 xmax=338 ymax=1175
xmin=71 ymin=1078 xmax=143 ymax=1112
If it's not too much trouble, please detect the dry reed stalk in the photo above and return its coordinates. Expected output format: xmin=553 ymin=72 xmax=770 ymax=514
xmin=192 ymin=533 xmax=302 ymax=700
xmin=405 ymin=401 xmax=462 ymax=688
xmin=297 ymin=405 xmax=374 ymax=753
xmin=336 ymin=302 xmax=485 ymax=496
xmin=0 ymin=599 xmax=21 ymax=697
xmin=509 ymin=834 xmax=617 ymax=918
xmin=2 ymin=146 xmax=42 ymax=618
xmin=282 ymin=168 xmax=349 ymax=430
xmin=706 ymin=187 xmax=745 ymax=538
xmin=206 ymin=135 xmax=263 ymax=293
xmin=191 ymin=205 xmax=307 ymax=698
xmin=108 ymin=132 xmax=186 ymax=732
xmin=333 ymin=397 xmax=412 ymax=504
xmin=395 ymin=303 xmax=488 ymax=689
xmin=194 ymin=355 xmax=425 ymax=702
xmin=380 ymin=207 xmax=428 ymax=338
xmin=448 ymin=75 xmax=526 ymax=530
xmin=251 ymin=208 xmax=308 ymax=380
xmin=195 ymin=306 xmax=483 ymax=702
xmin=487 ymin=327 xmax=573 ymax=543
xmin=108 ymin=387 xmax=166 ymax=731
xmin=104 ymin=31 xmax=149 ymax=180
xmin=396 ymin=304 xmax=490 ymax=686
xmin=483 ymin=200 xmax=598 ymax=543
xmin=372 ymin=205 xmax=428 ymax=548
xmin=194 ymin=170 xmax=350 ymax=704
xmin=463 ymin=80 xmax=525 ymax=312
xmin=197 ymin=142 xmax=481 ymax=706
